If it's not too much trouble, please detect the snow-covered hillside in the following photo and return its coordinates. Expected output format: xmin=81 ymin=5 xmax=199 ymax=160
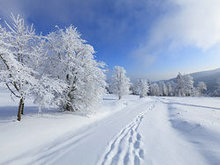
xmin=0 ymin=92 xmax=220 ymax=165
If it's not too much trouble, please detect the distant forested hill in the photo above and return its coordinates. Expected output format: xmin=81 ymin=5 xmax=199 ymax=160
xmin=190 ymin=68 xmax=220 ymax=94
xmin=158 ymin=68 xmax=220 ymax=95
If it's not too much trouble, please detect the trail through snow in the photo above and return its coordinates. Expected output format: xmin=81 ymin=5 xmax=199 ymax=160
xmin=98 ymin=104 xmax=154 ymax=165
xmin=0 ymin=95 xmax=220 ymax=165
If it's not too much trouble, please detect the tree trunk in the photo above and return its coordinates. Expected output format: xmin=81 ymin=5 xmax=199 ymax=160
xmin=65 ymin=102 xmax=73 ymax=111
xmin=17 ymin=98 xmax=24 ymax=121
xmin=21 ymin=101 xmax=24 ymax=115
xmin=119 ymin=95 xmax=121 ymax=100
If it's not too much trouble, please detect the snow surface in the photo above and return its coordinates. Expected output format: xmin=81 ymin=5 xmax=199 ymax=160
xmin=0 ymin=92 xmax=220 ymax=165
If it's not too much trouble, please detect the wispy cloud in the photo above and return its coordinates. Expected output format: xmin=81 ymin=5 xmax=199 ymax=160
xmin=149 ymin=0 xmax=220 ymax=50
xmin=131 ymin=45 xmax=157 ymax=67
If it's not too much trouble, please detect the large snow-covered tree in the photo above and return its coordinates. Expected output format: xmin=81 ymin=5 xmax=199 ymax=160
xmin=110 ymin=66 xmax=130 ymax=99
xmin=133 ymin=79 xmax=149 ymax=98
xmin=42 ymin=26 xmax=106 ymax=112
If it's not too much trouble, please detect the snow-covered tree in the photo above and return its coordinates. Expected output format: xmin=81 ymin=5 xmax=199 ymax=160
xmin=166 ymin=81 xmax=176 ymax=96
xmin=0 ymin=14 xmax=43 ymax=120
xmin=196 ymin=81 xmax=207 ymax=96
xmin=150 ymin=83 xmax=160 ymax=96
xmin=133 ymin=79 xmax=149 ymax=98
xmin=214 ymin=79 xmax=220 ymax=96
xmin=161 ymin=82 xmax=168 ymax=96
xmin=110 ymin=66 xmax=130 ymax=99
xmin=176 ymin=73 xmax=194 ymax=96
xmin=42 ymin=26 xmax=106 ymax=112
xmin=176 ymin=73 xmax=185 ymax=96
xmin=130 ymin=83 xmax=136 ymax=95
xmin=157 ymin=81 xmax=168 ymax=96
xmin=157 ymin=82 xmax=162 ymax=96
xmin=183 ymin=74 xmax=194 ymax=96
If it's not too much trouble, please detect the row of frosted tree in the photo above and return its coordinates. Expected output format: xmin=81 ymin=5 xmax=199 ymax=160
xmin=149 ymin=73 xmax=207 ymax=97
xmin=109 ymin=70 xmax=207 ymax=99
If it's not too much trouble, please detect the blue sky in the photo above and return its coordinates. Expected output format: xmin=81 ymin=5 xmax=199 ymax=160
xmin=0 ymin=0 xmax=220 ymax=80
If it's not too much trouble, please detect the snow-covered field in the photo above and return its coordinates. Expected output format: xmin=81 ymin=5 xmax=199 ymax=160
xmin=0 ymin=91 xmax=220 ymax=165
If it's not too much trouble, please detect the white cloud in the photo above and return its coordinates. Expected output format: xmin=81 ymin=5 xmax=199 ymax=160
xmin=149 ymin=0 xmax=220 ymax=50
xmin=130 ymin=0 xmax=220 ymax=75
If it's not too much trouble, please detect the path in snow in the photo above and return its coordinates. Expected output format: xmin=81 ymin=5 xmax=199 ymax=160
xmin=98 ymin=104 xmax=155 ymax=165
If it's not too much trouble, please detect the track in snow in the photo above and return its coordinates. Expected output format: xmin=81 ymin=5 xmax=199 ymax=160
xmin=98 ymin=104 xmax=155 ymax=165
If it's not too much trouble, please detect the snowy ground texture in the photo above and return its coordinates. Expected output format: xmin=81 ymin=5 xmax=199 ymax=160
xmin=1 ymin=91 xmax=220 ymax=165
